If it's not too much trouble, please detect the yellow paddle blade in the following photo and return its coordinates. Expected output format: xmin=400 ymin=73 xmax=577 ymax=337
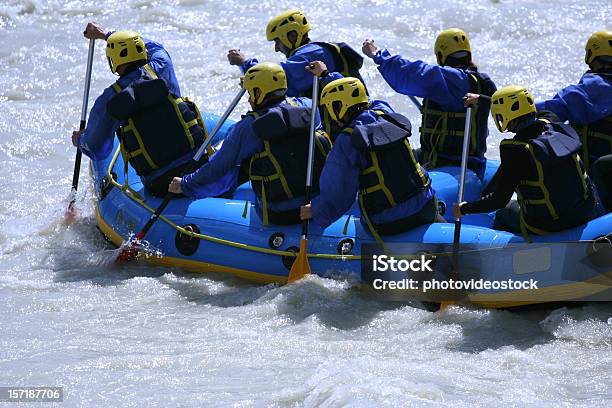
xmin=287 ymin=238 xmax=311 ymax=283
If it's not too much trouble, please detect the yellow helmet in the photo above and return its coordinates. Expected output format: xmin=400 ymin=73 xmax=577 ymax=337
xmin=585 ymin=30 xmax=612 ymax=65
xmin=434 ymin=28 xmax=471 ymax=65
xmin=320 ymin=77 xmax=368 ymax=123
xmin=266 ymin=9 xmax=311 ymax=49
xmin=106 ymin=31 xmax=147 ymax=74
xmin=490 ymin=85 xmax=536 ymax=132
xmin=243 ymin=62 xmax=288 ymax=106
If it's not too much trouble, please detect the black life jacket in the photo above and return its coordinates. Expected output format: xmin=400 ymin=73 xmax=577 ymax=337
xmin=419 ymin=70 xmax=496 ymax=168
xmin=248 ymin=100 xmax=332 ymax=225
xmin=500 ymin=120 xmax=598 ymax=238
xmin=346 ymin=111 xmax=431 ymax=222
xmin=291 ymin=41 xmax=368 ymax=138
xmin=311 ymin=42 xmax=367 ymax=91
xmin=106 ymin=64 xmax=207 ymax=178
xmin=572 ymin=114 xmax=612 ymax=173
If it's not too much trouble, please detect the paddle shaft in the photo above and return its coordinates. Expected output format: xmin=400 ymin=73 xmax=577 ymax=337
xmin=69 ymin=38 xmax=96 ymax=205
xmin=453 ymin=106 xmax=472 ymax=256
xmin=408 ymin=95 xmax=422 ymax=112
xmin=133 ymin=88 xmax=246 ymax=241
xmin=300 ymin=76 xmax=320 ymax=238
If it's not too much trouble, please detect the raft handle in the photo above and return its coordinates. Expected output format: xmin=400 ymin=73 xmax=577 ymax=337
xmin=99 ymin=171 xmax=118 ymax=201
xmin=269 ymin=232 xmax=285 ymax=249
xmin=337 ymin=238 xmax=355 ymax=255
xmin=175 ymin=224 xmax=201 ymax=256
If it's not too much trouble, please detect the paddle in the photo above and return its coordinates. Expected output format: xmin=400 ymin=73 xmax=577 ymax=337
xmin=115 ymin=88 xmax=247 ymax=262
xmin=287 ymin=75 xmax=320 ymax=283
xmin=440 ymin=106 xmax=472 ymax=308
xmin=407 ymin=95 xmax=422 ymax=112
xmin=66 ymin=38 xmax=96 ymax=218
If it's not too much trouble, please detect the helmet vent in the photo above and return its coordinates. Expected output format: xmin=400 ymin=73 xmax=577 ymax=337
xmin=352 ymin=89 xmax=360 ymax=97
xmin=302 ymin=17 xmax=307 ymax=25
xmin=136 ymin=45 xmax=143 ymax=53
xmin=120 ymin=48 xmax=128 ymax=57
xmin=495 ymin=114 xmax=503 ymax=127
xmin=510 ymin=101 xmax=520 ymax=111
xmin=526 ymin=97 xmax=533 ymax=105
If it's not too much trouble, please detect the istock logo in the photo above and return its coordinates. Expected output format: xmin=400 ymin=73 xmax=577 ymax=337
xmin=372 ymin=254 xmax=434 ymax=272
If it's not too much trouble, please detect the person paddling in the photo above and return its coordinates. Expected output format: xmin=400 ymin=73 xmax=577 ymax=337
xmin=536 ymin=30 xmax=612 ymax=211
xmin=227 ymin=9 xmax=366 ymax=138
xmin=362 ymin=29 xmax=496 ymax=173
xmin=299 ymin=61 xmax=440 ymax=240
xmin=72 ymin=22 xmax=208 ymax=197
xmin=454 ymin=86 xmax=603 ymax=238
xmin=169 ymin=62 xmax=331 ymax=226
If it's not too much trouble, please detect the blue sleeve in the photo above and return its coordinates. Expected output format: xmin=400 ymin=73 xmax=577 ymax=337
xmin=373 ymin=49 xmax=469 ymax=110
xmin=320 ymin=71 xmax=344 ymax=87
xmin=368 ymin=99 xmax=395 ymax=114
xmin=143 ymin=38 xmax=181 ymax=97
xmin=282 ymin=45 xmax=335 ymax=97
xmin=536 ymin=77 xmax=612 ymax=124
xmin=77 ymin=86 xmax=120 ymax=161
xmin=311 ymin=135 xmax=361 ymax=228
xmin=181 ymin=118 xmax=260 ymax=197
xmin=241 ymin=58 xmax=259 ymax=74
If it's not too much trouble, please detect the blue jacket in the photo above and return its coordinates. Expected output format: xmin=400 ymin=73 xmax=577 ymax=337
xmin=311 ymin=100 xmax=435 ymax=229
xmin=181 ymin=97 xmax=319 ymax=215
xmin=373 ymin=49 xmax=480 ymax=111
xmin=536 ymin=72 xmax=612 ymax=125
xmin=77 ymin=37 xmax=183 ymax=182
xmin=241 ymin=42 xmax=343 ymax=97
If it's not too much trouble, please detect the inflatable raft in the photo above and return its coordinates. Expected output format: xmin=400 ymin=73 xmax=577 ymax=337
xmin=91 ymin=114 xmax=612 ymax=308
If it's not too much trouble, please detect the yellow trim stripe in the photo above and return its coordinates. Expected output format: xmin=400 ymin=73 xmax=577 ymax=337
xmin=103 ymin=144 xmax=363 ymax=260
xmin=95 ymin=206 xmax=287 ymax=284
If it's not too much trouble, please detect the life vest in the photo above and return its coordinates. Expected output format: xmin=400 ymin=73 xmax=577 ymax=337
xmin=571 ymin=113 xmax=612 ymax=173
xmin=107 ymin=64 xmax=207 ymax=178
xmin=291 ymin=42 xmax=368 ymax=137
xmin=419 ymin=71 xmax=496 ymax=168
xmin=248 ymin=100 xmax=332 ymax=225
xmin=345 ymin=111 xmax=431 ymax=240
xmin=311 ymin=42 xmax=367 ymax=89
xmin=500 ymin=120 xmax=598 ymax=239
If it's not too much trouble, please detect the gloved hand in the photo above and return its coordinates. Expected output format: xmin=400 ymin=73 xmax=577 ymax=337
xmin=84 ymin=22 xmax=106 ymax=40
xmin=362 ymin=38 xmax=378 ymax=59
xmin=227 ymin=49 xmax=247 ymax=66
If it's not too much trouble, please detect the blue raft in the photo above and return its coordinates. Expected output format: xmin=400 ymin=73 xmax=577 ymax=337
xmin=91 ymin=114 xmax=612 ymax=308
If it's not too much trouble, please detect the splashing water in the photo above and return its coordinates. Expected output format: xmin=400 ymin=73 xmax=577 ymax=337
xmin=1 ymin=0 xmax=611 ymax=406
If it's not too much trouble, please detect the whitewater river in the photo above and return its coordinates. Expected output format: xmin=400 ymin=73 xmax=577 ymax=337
xmin=1 ymin=0 xmax=611 ymax=406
